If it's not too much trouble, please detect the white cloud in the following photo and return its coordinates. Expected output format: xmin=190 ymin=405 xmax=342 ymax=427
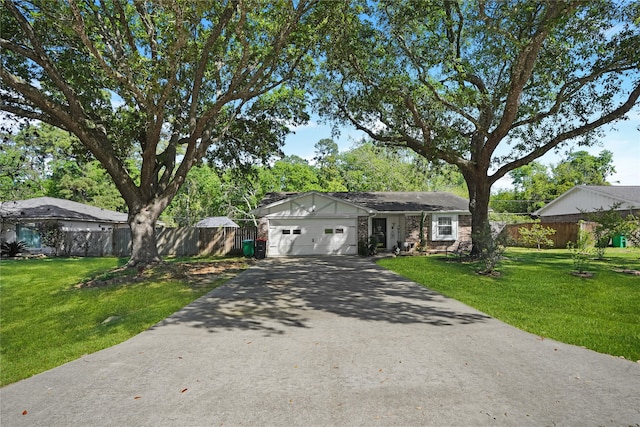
xmin=288 ymin=120 xmax=320 ymax=132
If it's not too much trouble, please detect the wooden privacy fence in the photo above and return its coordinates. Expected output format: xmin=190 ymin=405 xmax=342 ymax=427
xmin=112 ymin=226 xmax=257 ymax=257
xmin=57 ymin=230 xmax=113 ymax=257
xmin=504 ymin=222 xmax=597 ymax=249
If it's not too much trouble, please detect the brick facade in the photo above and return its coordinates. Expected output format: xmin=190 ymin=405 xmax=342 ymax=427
xmin=457 ymin=215 xmax=472 ymax=241
xmin=357 ymin=216 xmax=368 ymax=243
xmin=404 ymin=215 xmax=424 ymax=247
xmin=257 ymin=217 xmax=269 ymax=240
xmin=400 ymin=213 xmax=472 ymax=252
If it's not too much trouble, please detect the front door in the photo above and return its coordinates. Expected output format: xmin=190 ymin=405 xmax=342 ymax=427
xmin=372 ymin=218 xmax=386 ymax=249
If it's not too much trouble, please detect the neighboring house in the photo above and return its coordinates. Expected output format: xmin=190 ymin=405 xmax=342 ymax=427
xmin=195 ymin=216 xmax=240 ymax=228
xmin=0 ymin=197 xmax=129 ymax=252
xmin=250 ymin=191 xmax=471 ymax=256
xmin=534 ymin=185 xmax=640 ymax=223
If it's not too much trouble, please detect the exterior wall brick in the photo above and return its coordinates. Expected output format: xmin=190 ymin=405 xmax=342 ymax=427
xmin=404 ymin=215 xmax=422 ymax=246
xmin=424 ymin=213 xmax=472 ymax=252
xmin=357 ymin=216 xmax=368 ymax=243
xmin=457 ymin=215 xmax=472 ymax=242
xmin=257 ymin=217 xmax=269 ymax=240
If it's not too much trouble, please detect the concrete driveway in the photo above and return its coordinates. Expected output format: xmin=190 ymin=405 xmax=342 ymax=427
xmin=2 ymin=257 xmax=639 ymax=426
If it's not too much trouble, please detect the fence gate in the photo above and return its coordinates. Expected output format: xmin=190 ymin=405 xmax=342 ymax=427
xmin=112 ymin=228 xmax=131 ymax=257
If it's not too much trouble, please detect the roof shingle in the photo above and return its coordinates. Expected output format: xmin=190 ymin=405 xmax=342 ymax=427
xmin=258 ymin=191 xmax=469 ymax=213
xmin=0 ymin=197 xmax=128 ymax=223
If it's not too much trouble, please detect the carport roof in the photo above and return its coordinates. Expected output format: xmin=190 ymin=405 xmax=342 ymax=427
xmin=257 ymin=191 xmax=470 ymax=213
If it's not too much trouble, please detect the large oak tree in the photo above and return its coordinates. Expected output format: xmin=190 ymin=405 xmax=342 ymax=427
xmin=316 ymin=0 xmax=640 ymax=251
xmin=1 ymin=0 xmax=330 ymax=265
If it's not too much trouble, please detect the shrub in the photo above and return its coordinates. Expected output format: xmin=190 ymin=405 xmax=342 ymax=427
xmin=622 ymin=214 xmax=640 ymax=247
xmin=519 ymin=223 xmax=556 ymax=250
xmin=1 ymin=241 xmax=28 ymax=258
xmin=36 ymin=222 xmax=65 ymax=256
xmin=567 ymin=229 xmax=593 ymax=273
xmin=358 ymin=239 xmax=368 ymax=256
xmin=419 ymin=211 xmax=426 ymax=249
xmin=583 ymin=204 xmax=639 ymax=259
xmin=473 ymin=226 xmax=506 ymax=274
xmin=358 ymin=235 xmax=379 ymax=256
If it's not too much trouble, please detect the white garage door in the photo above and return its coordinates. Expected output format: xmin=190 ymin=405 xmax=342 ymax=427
xmin=268 ymin=218 xmax=357 ymax=256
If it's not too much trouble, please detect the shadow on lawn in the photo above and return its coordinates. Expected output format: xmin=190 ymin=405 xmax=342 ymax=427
xmin=152 ymin=257 xmax=490 ymax=335
xmin=504 ymin=249 xmax=640 ymax=272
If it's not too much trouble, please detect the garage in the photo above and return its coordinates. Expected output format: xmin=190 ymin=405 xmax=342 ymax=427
xmin=268 ymin=218 xmax=357 ymax=256
xmin=252 ymin=191 xmax=471 ymax=257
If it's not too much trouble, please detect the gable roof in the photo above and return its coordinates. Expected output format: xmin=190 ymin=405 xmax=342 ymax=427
xmin=535 ymin=185 xmax=640 ymax=216
xmin=0 ymin=197 xmax=129 ymax=224
xmin=583 ymin=185 xmax=640 ymax=204
xmin=195 ymin=216 xmax=239 ymax=228
xmin=256 ymin=191 xmax=469 ymax=214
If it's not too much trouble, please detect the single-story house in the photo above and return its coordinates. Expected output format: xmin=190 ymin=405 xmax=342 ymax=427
xmin=0 ymin=197 xmax=129 ymax=250
xmin=250 ymin=191 xmax=471 ymax=256
xmin=195 ymin=216 xmax=240 ymax=228
xmin=534 ymin=185 xmax=640 ymax=223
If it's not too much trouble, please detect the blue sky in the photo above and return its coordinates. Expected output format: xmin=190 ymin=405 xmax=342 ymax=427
xmin=282 ymin=111 xmax=640 ymax=190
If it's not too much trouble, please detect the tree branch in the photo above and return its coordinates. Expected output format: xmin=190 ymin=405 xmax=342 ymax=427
xmin=67 ymin=0 xmax=147 ymax=104
xmin=133 ymin=0 xmax=158 ymax=60
xmin=491 ymin=82 xmax=640 ymax=184
xmin=511 ymin=65 xmax=638 ymax=129
xmin=188 ymin=1 xmax=238 ymax=125
xmin=4 ymin=0 xmax=85 ymax=118
xmin=489 ymin=3 xmax=572 ymax=147
xmin=112 ymin=0 xmax=137 ymax=52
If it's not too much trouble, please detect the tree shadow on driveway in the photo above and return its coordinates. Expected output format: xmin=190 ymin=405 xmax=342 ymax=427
xmin=152 ymin=257 xmax=490 ymax=335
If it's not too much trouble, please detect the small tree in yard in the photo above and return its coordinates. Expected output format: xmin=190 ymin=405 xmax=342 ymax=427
xmin=519 ymin=224 xmax=556 ymax=250
xmin=584 ymin=204 xmax=633 ymax=259
xmin=37 ymin=222 xmax=65 ymax=256
xmin=418 ymin=211 xmax=427 ymax=252
xmin=620 ymin=214 xmax=640 ymax=248
xmin=567 ymin=227 xmax=594 ymax=275
xmin=476 ymin=227 xmax=506 ymax=275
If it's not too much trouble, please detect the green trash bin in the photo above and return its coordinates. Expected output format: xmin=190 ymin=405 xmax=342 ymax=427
xmin=242 ymin=239 xmax=255 ymax=257
xmin=612 ymin=235 xmax=627 ymax=248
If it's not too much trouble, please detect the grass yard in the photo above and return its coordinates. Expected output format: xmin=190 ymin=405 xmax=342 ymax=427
xmin=0 ymin=256 xmax=249 ymax=386
xmin=378 ymin=247 xmax=640 ymax=362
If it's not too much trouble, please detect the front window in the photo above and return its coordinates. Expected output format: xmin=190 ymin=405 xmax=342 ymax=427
xmin=16 ymin=224 xmax=41 ymax=248
xmin=432 ymin=214 xmax=457 ymax=241
xmin=438 ymin=217 xmax=452 ymax=237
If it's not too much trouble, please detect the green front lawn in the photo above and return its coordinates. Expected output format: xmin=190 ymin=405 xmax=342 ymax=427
xmin=378 ymin=248 xmax=640 ymax=361
xmin=0 ymin=257 xmax=248 ymax=386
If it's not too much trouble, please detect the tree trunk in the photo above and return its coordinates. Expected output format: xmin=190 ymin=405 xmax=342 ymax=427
xmin=126 ymin=205 xmax=162 ymax=267
xmin=466 ymin=176 xmax=492 ymax=255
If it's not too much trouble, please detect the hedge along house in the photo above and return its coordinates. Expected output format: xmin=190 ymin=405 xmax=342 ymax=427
xmin=250 ymin=192 xmax=471 ymax=257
